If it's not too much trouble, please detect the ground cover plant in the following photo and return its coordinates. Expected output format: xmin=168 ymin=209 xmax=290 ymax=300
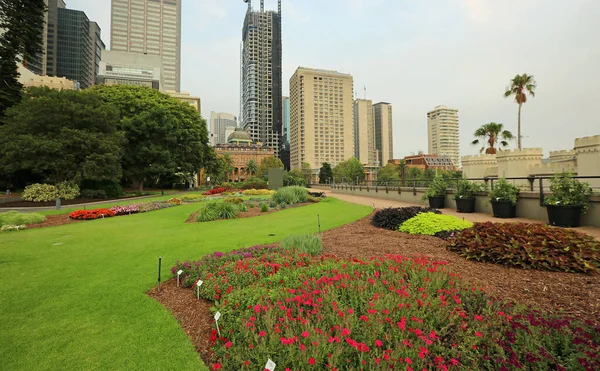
xmin=448 ymin=222 xmax=600 ymax=273
xmin=399 ymin=212 xmax=473 ymax=236
xmin=272 ymin=186 xmax=309 ymax=206
xmin=203 ymin=187 xmax=229 ymax=196
xmin=371 ymin=207 xmax=441 ymax=231
xmin=176 ymin=251 xmax=600 ymax=370
xmin=196 ymin=201 xmax=240 ymax=222
xmin=0 ymin=211 xmax=45 ymax=227
xmin=242 ymin=189 xmax=275 ymax=196
xmin=182 ymin=194 xmax=207 ymax=202
xmin=0 ymin=197 xmax=371 ymax=370
xmin=279 ymin=233 xmax=323 ymax=256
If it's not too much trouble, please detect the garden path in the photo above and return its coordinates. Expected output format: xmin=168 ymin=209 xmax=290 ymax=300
xmin=312 ymin=188 xmax=600 ymax=240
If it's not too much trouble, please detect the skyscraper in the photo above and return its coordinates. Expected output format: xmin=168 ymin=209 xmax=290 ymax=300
xmin=289 ymin=67 xmax=355 ymax=171
xmin=427 ymin=105 xmax=460 ymax=166
xmin=240 ymin=1 xmax=282 ymax=155
xmin=280 ymin=96 xmax=291 ymax=169
xmin=111 ymin=0 xmax=182 ymax=92
xmin=45 ymin=0 xmax=67 ymax=78
xmin=353 ymin=99 xmax=376 ymax=166
xmin=210 ymin=112 xmax=238 ymax=146
xmin=374 ymin=102 xmax=393 ymax=166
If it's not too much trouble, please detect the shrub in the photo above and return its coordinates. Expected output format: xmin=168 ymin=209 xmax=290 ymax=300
xmin=0 ymin=225 xmax=27 ymax=233
xmin=196 ymin=202 xmax=239 ymax=222
xmin=545 ymin=172 xmax=593 ymax=213
xmin=269 ymin=201 xmax=277 ymax=208
xmin=196 ymin=203 xmax=219 ymax=222
xmin=447 ymin=222 xmax=600 ymax=273
xmin=399 ymin=212 xmax=473 ymax=236
xmin=272 ymin=186 xmax=309 ymax=205
xmin=237 ymin=203 xmax=248 ymax=212
xmin=69 ymin=208 xmax=116 ymax=220
xmin=203 ymin=187 xmax=229 ymax=196
xmin=167 ymin=197 xmax=182 ymax=205
xmin=240 ymin=178 xmax=268 ymax=190
xmin=79 ymin=180 xmax=123 ymax=198
xmin=307 ymin=196 xmax=321 ymax=203
xmin=421 ymin=176 xmax=447 ymax=201
xmin=247 ymin=202 xmax=255 ymax=209
xmin=241 ymin=189 xmax=275 ymax=196
xmin=181 ymin=194 xmax=206 ymax=202
xmin=489 ymin=178 xmax=519 ymax=205
xmin=22 ymin=182 xmax=80 ymax=202
xmin=110 ymin=205 xmax=139 ymax=216
xmin=260 ymin=203 xmax=269 ymax=212
xmin=454 ymin=179 xmax=484 ymax=200
xmin=371 ymin=207 xmax=441 ymax=231
xmin=280 ymin=234 xmax=323 ymax=256
xmin=0 ymin=211 xmax=45 ymax=227
xmin=80 ymin=189 xmax=108 ymax=199
xmin=223 ymin=197 xmax=244 ymax=204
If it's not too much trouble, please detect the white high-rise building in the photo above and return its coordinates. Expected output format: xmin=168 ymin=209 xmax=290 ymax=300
xmin=210 ymin=112 xmax=238 ymax=146
xmin=427 ymin=105 xmax=460 ymax=166
xmin=110 ymin=0 xmax=181 ymax=92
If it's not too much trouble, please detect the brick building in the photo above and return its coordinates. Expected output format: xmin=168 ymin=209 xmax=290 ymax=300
xmin=214 ymin=129 xmax=274 ymax=183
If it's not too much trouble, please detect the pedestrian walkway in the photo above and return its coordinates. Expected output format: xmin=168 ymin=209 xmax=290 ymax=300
xmin=312 ymin=188 xmax=600 ymax=240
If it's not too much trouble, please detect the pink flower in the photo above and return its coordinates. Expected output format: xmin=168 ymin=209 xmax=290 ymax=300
xmin=225 ymin=341 xmax=232 ymax=349
xmin=474 ymin=315 xmax=483 ymax=321
xmin=450 ymin=358 xmax=459 ymax=366
xmin=359 ymin=315 xmax=369 ymax=322
xmin=302 ymin=331 xmax=310 ymax=338
xmin=347 ymin=308 xmax=354 ymax=314
xmin=375 ymin=339 xmax=383 ymax=348
xmin=341 ymin=328 xmax=351 ymax=336
xmin=474 ymin=332 xmax=482 ymax=337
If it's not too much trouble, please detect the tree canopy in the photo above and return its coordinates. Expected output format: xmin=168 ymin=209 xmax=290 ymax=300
xmin=318 ymin=163 xmax=333 ymax=184
xmin=377 ymin=163 xmax=399 ymax=183
xmin=471 ymin=122 xmax=514 ymax=154
xmin=0 ymin=87 xmax=124 ymax=184
xmin=504 ymin=73 xmax=536 ymax=150
xmin=333 ymin=157 xmax=365 ymax=183
xmin=257 ymin=156 xmax=284 ymax=179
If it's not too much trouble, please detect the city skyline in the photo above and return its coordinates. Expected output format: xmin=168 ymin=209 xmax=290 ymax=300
xmin=65 ymin=0 xmax=600 ymax=160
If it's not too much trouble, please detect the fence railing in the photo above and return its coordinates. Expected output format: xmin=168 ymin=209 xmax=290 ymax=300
xmin=329 ymin=176 xmax=600 ymax=207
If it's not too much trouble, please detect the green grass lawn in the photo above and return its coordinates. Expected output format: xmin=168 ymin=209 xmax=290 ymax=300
xmin=0 ymin=198 xmax=371 ymax=370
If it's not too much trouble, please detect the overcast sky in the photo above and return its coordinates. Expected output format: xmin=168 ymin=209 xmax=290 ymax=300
xmin=68 ymin=0 xmax=600 ymax=159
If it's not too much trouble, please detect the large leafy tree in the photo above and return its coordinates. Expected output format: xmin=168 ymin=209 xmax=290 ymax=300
xmin=92 ymin=85 xmax=212 ymax=191
xmin=504 ymin=74 xmax=536 ymax=150
xmin=0 ymin=87 xmax=124 ymax=184
xmin=257 ymin=156 xmax=284 ymax=179
xmin=471 ymin=122 xmax=514 ymax=154
xmin=318 ymin=163 xmax=333 ymax=184
xmin=0 ymin=0 xmax=46 ymax=118
xmin=333 ymin=157 xmax=365 ymax=183
xmin=206 ymin=152 xmax=233 ymax=185
xmin=377 ymin=163 xmax=399 ymax=183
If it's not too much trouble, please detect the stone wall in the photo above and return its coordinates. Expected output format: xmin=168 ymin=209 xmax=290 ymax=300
xmin=575 ymin=135 xmax=600 ymax=188
xmin=461 ymin=154 xmax=497 ymax=178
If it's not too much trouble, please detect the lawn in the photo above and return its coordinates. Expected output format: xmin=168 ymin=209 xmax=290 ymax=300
xmin=0 ymin=198 xmax=371 ymax=370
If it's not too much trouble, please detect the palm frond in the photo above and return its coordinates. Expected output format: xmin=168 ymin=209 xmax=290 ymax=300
xmin=500 ymin=141 xmax=509 ymax=147
xmin=472 ymin=139 xmax=480 ymax=145
xmin=501 ymin=130 xmax=514 ymax=140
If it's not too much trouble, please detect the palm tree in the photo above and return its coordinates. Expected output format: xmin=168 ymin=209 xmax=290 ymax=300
xmin=396 ymin=159 xmax=408 ymax=186
xmin=504 ymin=73 xmax=536 ymax=150
xmin=471 ymin=122 xmax=514 ymax=154
xmin=245 ymin=159 xmax=257 ymax=176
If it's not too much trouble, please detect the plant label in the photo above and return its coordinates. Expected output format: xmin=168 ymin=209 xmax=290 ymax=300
xmin=214 ymin=311 xmax=221 ymax=321
xmin=177 ymin=270 xmax=183 ymax=275
xmin=265 ymin=359 xmax=276 ymax=371
xmin=196 ymin=280 xmax=203 ymax=287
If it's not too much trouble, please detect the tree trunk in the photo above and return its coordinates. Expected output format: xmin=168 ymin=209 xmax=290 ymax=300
xmin=517 ymin=103 xmax=522 ymax=150
xmin=138 ymin=179 xmax=144 ymax=193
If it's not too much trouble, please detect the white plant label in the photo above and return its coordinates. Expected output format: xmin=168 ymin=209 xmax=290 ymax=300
xmin=214 ymin=311 xmax=221 ymax=321
xmin=214 ymin=311 xmax=222 ymax=336
xmin=265 ymin=359 xmax=276 ymax=371
xmin=177 ymin=270 xmax=183 ymax=275
xmin=196 ymin=280 xmax=203 ymax=287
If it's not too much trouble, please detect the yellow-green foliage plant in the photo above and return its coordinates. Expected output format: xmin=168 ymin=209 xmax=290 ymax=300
xmin=399 ymin=213 xmax=473 ymax=236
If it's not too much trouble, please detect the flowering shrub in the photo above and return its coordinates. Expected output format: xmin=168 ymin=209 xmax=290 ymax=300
xmin=110 ymin=204 xmax=140 ymax=216
xmin=223 ymin=197 xmax=244 ymax=204
xmin=22 ymin=182 xmax=80 ymax=202
xmin=184 ymin=251 xmax=600 ymax=370
xmin=371 ymin=207 xmax=442 ymax=231
xmin=69 ymin=208 xmax=116 ymax=220
xmin=167 ymin=197 xmax=182 ymax=205
xmin=182 ymin=194 xmax=207 ymax=202
xmin=242 ymin=189 xmax=275 ymax=196
xmin=1 ymin=225 xmax=28 ymax=233
xmin=203 ymin=187 xmax=229 ymax=196
xmin=137 ymin=201 xmax=178 ymax=213
xmin=448 ymin=222 xmax=600 ymax=273
xmin=0 ymin=211 xmax=45 ymax=227
xmin=399 ymin=213 xmax=473 ymax=236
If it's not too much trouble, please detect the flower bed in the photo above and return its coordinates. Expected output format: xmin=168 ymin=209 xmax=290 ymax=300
xmin=69 ymin=208 xmax=116 ymax=220
xmin=242 ymin=189 xmax=276 ymax=196
xmin=171 ymin=250 xmax=600 ymax=370
xmin=110 ymin=205 xmax=139 ymax=216
xmin=448 ymin=222 xmax=600 ymax=273
xmin=203 ymin=187 xmax=230 ymax=196
xmin=371 ymin=207 xmax=441 ymax=231
xmin=399 ymin=213 xmax=473 ymax=236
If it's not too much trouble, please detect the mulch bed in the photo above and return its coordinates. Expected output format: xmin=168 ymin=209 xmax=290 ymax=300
xmin=27 ymin=214 xmax=83 ymax=229
xmin=185 ymin=202 xmax=312 ymax=223
xmin=149 ymin=213 xmax=600 ymax=368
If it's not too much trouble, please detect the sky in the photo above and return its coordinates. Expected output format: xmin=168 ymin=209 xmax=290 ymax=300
xmin=68 ymin=0 xmax=600 ymax=159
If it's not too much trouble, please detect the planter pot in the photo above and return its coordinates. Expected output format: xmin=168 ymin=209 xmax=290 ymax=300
xmin=428 ymin=196 xmax=445 ymax=209
xmin=546 ymin=205 xmax=582 ymax=227
xmin=491 ymin=200 xmax=516 ymax=218
xmin=455 ymin=197 xmax=476 ymax=213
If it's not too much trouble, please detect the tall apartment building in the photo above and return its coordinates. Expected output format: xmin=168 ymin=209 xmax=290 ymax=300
xmin=280 ymin=96 xmax=291 ymax=169
xmin=210 ymin=112 xmax=238 ymax=146
xmin=111 ymin=0 xmax=182 ymax=92
xmin=374 ymin=102 xmax=393 ymax=166
xmin=427 ymin=105 xmax=460 ymax=166
xmin=289 ymin=67 xmax=355 ymax=171
xmin=353 ymin=99 xmax=377 ymax=166
xmin=240 ymin=1 xmax=283 ymax=155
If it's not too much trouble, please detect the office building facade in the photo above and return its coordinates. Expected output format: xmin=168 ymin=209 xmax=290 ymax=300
xmin=210 ymin=112 xmax=238 ymax=146
xmin=289 ymin=67 xmax=355 ymax=171
xmin=111 ymin=0 xmax=182 ymax=92
xmin=427 ymin=105 xmax=460 ymax=166
xmin=353 ymin=99 xmax=377 ymax=166
xmin=96 ymin=50 xmax=163 ymax=90
xmin=240 ymin=1 xmax=283 ymax=155
xmin=374 ymin=102 xmax=393 ymax=167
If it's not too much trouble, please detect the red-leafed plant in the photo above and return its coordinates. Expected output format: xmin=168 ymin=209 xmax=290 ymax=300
xmin=447 ymin=222 xmax=600 ymax=273
xmin=203 ymin=187 xmax=229 ymax=196
xmin=69 ymin=208 xmax=116 ymax=220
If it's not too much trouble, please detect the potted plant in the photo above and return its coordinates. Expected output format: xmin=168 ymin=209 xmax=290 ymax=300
xmin=422 ymin=176 xmax=447 ymax=208
xmin=489 ymin=178 xmax=519 ymax=218
xmin=545 ymin=172 xmax=592 ymax=227
xmin=454 ymin=179 xmax=484 ymax=213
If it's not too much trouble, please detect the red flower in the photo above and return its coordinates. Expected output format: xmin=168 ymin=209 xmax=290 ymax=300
xmin=341 ymin=328 xmax=351 ymax=336
xmin=259 ymin=331 xmax=266 ymax=337
xmin=308 ymin=358 xmax=316 ymax=365
xmin=225 ymin=341 xmax=232 ymax=349
xmin=375 ymin=339 xmax=383 ymax=348
xmin=301 ymin=331 xmax=310 ymax=338
xmin=213 ymin=364 xmax=221 ymax=370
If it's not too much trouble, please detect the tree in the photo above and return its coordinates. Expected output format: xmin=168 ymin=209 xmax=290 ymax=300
xmin=318 ymin=163 xmax=333 ymax=184
xmin=377 ymin=163 xmax=399 ymax=183
xmin=284 ymin=170 xmax=307 ymax=187
xmin=0 ymin=87 xmax=124 ymax=184
xmin=301 ymin=162 xmax=312 ymax=184
xmin=205 ymin=151 xmax=233 ymax=185
xmin=471 ymin=122 xmax=514 ymax=154
xmin=333 ymin=157 xmax=365 ymax=183
xmin=396 ymin=160 xmax=408 ymax=186
xmin=406 ymin=167 xmax=424 ymax=180
xmin=0 ymin=0 xmax=46 ymax=117
xmin=257 ymin=156 xmax=284 ymax=179
xmin=245 ymin=159 xmax=257 ymax=176
xmin=504 ymin=74 xmax=536 ymax=150
xmin=92 ymin=85 xmax=212 ymax=191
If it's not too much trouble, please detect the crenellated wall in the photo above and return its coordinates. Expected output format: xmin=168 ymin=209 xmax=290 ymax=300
xmin=461 ymin=154 xmax=497 ymax=178
xmin=575 ymin=135 xmax=600 ymax=188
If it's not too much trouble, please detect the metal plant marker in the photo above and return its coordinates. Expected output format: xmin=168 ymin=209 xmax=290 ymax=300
xmin=157 ymin=257 xmax=162 ymax=292
xmin=177 ymin=270 xmax=183 ymax=287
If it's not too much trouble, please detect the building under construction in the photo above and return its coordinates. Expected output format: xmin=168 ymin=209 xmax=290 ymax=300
xmin=240 ymin=0 xmax=283 ymax=159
